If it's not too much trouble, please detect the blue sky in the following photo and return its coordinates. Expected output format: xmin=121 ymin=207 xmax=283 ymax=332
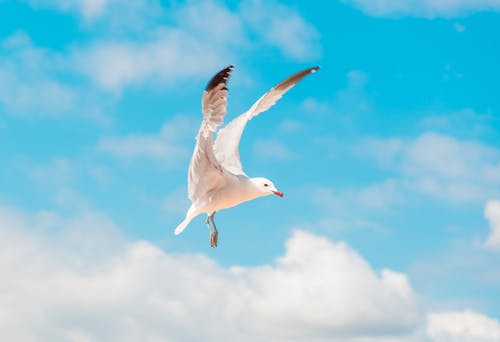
xmin=1 ymin=0 xmax=500 ymax=340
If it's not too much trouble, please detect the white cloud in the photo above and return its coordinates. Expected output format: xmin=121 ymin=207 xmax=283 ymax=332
xmin=312 ymin=179 xmax=404 ymax=215
xmin=73 ymin=28 xmax=235 ymax=93
xmin=32 ymin=0 xmax=109 ymax=18
xmin=162 ymin=186 xmax=190 ymax=216
xmin=358 ymin=132 xmax=500 ymax=203
xmin=253 ymin=139 xmax=294 ymax=160
xmin=27 ymin=0 xmax=162 ymax=23
xmin=277 ymin=119 xmax=305 ymax=133
xmin=72 ymin=0 xmax=320 ymax=93
xmin=343 ymin=0 xmax=500 ymax=18
xmin=98 ymin=116 xmax=196 ymax=166
xmin=69 ymin=1 xmax=247 ymax=93
xmin=427 ymin=310 xmax=500 ymax=341
xmin=0 ymin=205 xmax=421 ymax=340
xmin=334 ymin=70 xmax=372 ymax=115
xmin=0 ymin=32 xmax=75 ymax=117
xmin=419 ymin=109 xmax=497 ymax=138
xmin=2 ymin=1 xmax=321 ymax=116
xmin=307 ymin=179 xmax=403 ymax=235
xmin=29 ymin=158 xmax=75 ymax=184
xmin=484 ymin=199 xmax=500 ymax=250
xmin=0 ymin=31 xmax=111 ymax=120
xmin=300 ymin=97 xmax=331 ymax=115
xmin=453 ymin=22 xmax=467 ymax=32
xmin=240 ymin=0 xmax=321 ymax=61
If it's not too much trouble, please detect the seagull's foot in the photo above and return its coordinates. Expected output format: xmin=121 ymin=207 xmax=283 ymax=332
xmin=209 ymin=231 xmax=218 ymax=248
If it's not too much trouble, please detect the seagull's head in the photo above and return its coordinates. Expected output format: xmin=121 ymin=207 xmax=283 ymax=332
xmin=251 ymin=177 xmax=284 ymax=198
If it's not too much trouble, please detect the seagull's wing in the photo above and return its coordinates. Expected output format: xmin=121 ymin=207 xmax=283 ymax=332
xmin=214 ymin=66 xmax=319 ymax=175
xmin=188 ymin=65 xmax=234 ymax=202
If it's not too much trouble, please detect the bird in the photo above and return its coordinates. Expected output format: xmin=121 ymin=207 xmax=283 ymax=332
xmin=174 ymin=65 xmax=319 ymax=247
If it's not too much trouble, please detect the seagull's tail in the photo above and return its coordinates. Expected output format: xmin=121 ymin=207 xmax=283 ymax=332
xmin=174 ymin=216 xmax=193 ymax=235
xmin=174 ymin=205 xmax=199 ymax=235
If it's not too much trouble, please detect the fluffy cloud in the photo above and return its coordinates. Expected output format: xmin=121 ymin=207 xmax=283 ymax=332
xmin=73 ymin=0 xmax=320 ymax=92
xmin=1 ymin=1 xmax=321 ymax=116
xmin=357 ymin=132 xmax=500 ymax=203
xmin=20 ymin=0 xmax=319 ymax=92
xmin=0 ymin=205 xmax=421 ymax=340
xmin=343 ymin=0 xmax=500 ymax=18
xmin=484 ymin=199 xmax=500 ymax=250
xmin=0 ymin=31 xmax=111 ymax=120
xmin=97 ymin=116 xmax=196 ymax=166
xmin=427 ymin=310 xmax=500 ymax=341
xmin=72 ymin=1 xmax=245 ymax=92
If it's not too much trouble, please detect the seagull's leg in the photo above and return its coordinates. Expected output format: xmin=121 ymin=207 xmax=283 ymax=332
xmin=206 ymin=216 xmax=215 ymax=248
xmin=210 ymin=212 xmax=218 ymax=247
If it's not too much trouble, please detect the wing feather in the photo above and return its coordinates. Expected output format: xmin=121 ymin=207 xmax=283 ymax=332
xmin=214 ymin=66 xmax=319 ymax=175
xmin=188 ymin=65 xmax=234 ymax=202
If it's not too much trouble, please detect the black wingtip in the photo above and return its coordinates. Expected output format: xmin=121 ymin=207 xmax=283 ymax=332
xmin=205 ymin=65 xmax=234 ymax=92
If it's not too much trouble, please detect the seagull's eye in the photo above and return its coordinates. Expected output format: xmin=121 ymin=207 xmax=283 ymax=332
xmin=264 ymin=184 xmax=269 ymax=187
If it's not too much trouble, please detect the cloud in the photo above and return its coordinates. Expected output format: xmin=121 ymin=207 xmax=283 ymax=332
xmin=277 ymin=119 xmax=305 ymax=133
xmin=0 ymin=32 xmax=75 ymax=117
xmin=18 ymin=1 xmax=320 ymax=94
xmin=357 ymin=132 xmax=500 ymax=203
xmin=253 ymin=139 xmax=294 ymax=160
xmin=0 ymin=205 xmax=422 ymax=340
xmin=419 ymin=109 xmax=498 ymax=138
xmin=484 ymin=199 xmax=500 ymax=250
xmin=162 ymin=186 xmax=190 ymax=216
xmin=453 ymin=22 xmax=467 ymax=32
xmin=343 ymin=0 xmax=500 ymax=18
xmin=427 ymin=310 xmax=500 ymax=341
xmin=27 ymin=0 xmax=163 ymax=24
xmin=97 ymin=116 xmax=196 ymax=166
xmin=0 ymin=31 xmax=111 ymax=120
xmin=73 ymin=28 xmax=236 ymax=93
xmin=2 ymin=1 xmax=321 ymax=116
xmin=336 ymin=70 xmax=371 ymax=113
xmin=72 ymin=0 xmax=320 ymax=93
xmin=240 ymin=0 xmax=321 ymax=61
xmin=29 ymin=0 xmax=110 ymax=18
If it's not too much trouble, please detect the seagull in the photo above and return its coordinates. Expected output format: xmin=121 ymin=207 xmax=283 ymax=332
xmin=174 ymin=65 xmax=319 ymax=247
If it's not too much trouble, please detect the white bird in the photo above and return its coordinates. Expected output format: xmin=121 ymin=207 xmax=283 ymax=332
xmin=174 ymin=65 xmax=319 ymax=247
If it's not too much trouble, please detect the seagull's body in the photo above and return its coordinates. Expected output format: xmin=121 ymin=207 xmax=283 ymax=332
xmin=174 ymin=65 xmax=319 ymax=247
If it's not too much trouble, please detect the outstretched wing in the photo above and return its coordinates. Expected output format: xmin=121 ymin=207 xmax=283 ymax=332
xmin=188 ymin=65 xmax=234 ymax=202
xmin=214 ymin=66 xmax=319 ymax=175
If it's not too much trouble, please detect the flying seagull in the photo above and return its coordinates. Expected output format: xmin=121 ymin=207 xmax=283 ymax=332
xmin=174 ymin=65 xmax=319 ymax=247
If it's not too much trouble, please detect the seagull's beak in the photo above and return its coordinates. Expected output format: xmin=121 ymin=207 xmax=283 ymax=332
xmin=272 ymin=190 xmax=284 ymax=198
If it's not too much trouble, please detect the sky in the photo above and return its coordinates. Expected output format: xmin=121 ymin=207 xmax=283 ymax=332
xmin=1 ymin=0 xmax=500 ymax=341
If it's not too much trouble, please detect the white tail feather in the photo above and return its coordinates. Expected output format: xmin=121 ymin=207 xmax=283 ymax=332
xmin=174 ymin=205 xmax=199 ymax=235
xmin=174 ymin=216 xmax=193 ymax=235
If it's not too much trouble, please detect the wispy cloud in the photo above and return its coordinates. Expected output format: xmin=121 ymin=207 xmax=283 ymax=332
xmin=0 ymin=31 xmax=111 ymax=121
xmin=484 ymin=199 xmax=500 ymax=250
xmin=26 ymin=0 xmax=163 ymax=24
xmin=453 ymin=22 xmax=467 ymax=32
xmin=357 ymin=132 xmax=500 ymax=203
xmin=240 ymin=0 xmax=321 ymax=61
xmin=0 ymin=32 xmax=76 ymax=117
xmin=253 ymin=139 xmax=294 ymax=161
xmin=97 ymin=116 xmax=196 ymax=166
xmin=343 ymin=0 xmax=500 ymax=18
xmin=1 ymin=1 xmax=321 ymax=116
